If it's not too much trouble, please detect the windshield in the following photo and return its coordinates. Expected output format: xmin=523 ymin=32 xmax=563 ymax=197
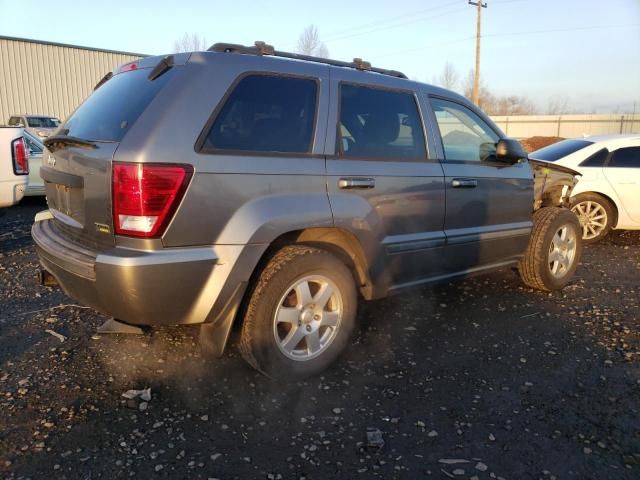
xmin=27 ymin=117 xmax=60 ymax=128
xmin=531 ymin=139 xmax=594 ymax=161
xmin=24 ymin=133 xmax=44 ymax=154
xmin=61 ymin=67 xmax=176 ymax=142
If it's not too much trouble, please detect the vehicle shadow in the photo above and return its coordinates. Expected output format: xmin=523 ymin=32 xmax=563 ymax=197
xmin=0 ymin=197 xmax=47 ymax=255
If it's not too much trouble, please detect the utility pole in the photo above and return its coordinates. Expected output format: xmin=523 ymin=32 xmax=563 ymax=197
xmin=469 ymin=0 xmax=487 ymax=106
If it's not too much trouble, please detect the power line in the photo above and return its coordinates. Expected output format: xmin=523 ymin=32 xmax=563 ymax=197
xmin=324 ymin=5 xmax=469 ymax=43
xmin=482 ymin=22 xmax=640 ymax=38
xmin=377 ymin=22 xmax=639 ymax=60
xmin=322 ymin=0 xmax=461 ymax=41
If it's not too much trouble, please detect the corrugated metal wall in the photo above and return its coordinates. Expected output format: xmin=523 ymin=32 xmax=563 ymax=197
xmin=0 ymin=37 xmax=143 ymax=123
xmin=491 ymin=114 xmax=640 ymax=138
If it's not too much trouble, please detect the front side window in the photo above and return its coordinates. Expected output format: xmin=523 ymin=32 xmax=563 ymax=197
xmin=609 ymin=147 xmax=640 ymax=168
xmin=338 ymin=84 xmax=426 ymax=160
xmin=431 ymin=97 xmax=499 ymax=162
xmin=8 ymin=117 xmax=22 ymax=126
xmin=203 ymin=75 xmax=318 ymax=153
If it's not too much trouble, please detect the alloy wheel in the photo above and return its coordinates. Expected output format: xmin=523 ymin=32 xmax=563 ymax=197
xmin=572 ymin=201 xmax=608 ymax=240
xmin=273 ymin=275 xmax=343 ymax=361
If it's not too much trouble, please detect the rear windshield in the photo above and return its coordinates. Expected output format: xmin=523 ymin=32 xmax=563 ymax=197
xmin=27 ymin=117 xmax=60 ymax=128
xmin=531 ymin=139 xmax=594 ymax=161
xmin=61 ymin=68 xmax=176 ymax=142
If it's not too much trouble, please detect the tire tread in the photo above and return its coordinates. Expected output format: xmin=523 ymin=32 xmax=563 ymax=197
xmin=519 ymin=207 xmax=581 ymax=291
xmin=238 ymin=245 xmax=330 ymax=374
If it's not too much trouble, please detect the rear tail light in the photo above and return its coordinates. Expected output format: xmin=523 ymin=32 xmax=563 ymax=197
xmin=112 ymin=163 xmax=193 ymax=238
xmin=11 ymin=137 xmax=29 ymax=175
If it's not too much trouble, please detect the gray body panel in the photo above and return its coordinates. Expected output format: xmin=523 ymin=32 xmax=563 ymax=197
xmin=439 ymin=161 xmax=533 ymax=271
xmin=33 ymin=49 xmax=539 ymax=332
xmin=324 ymin=69 xmax=447 ymax=288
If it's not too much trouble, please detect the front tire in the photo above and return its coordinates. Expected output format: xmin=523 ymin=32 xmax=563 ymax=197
xmin=239 ymin=245 xmax=357 ymax=379
xmin=570 ymin=193 xmax=615 ymax=244
xmin=519 ymin=207 xmax=582 ymax=291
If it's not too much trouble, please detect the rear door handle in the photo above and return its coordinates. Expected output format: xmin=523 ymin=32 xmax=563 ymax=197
xmin=338 ymin=177 xmax=375 ymax=189
xmin=451 ymin=178 xmax=478 ymax=188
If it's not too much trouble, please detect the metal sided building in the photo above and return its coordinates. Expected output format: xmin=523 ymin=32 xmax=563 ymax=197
xmin=0 ymin=36 xmax=145 ymax=123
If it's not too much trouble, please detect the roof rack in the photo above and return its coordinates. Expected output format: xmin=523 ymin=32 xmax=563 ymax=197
xmin=208 ymin=41 xmax=407 ymax=79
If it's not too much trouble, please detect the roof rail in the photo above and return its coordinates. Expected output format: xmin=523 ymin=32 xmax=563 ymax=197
xmin=208 ymin=41 xmax=407 ymax=79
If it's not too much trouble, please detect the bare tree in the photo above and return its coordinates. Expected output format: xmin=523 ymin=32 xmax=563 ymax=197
xmin=463 ymin=69 xmax=536 ymax=115
xmin=546 ymin=95 xmax=570 ymax=115
xmin=435 ymin=62 xmax=459 ymax=91
xmin=463 ymin=69 xmax=494 ymax=112
xmin=492 ymin=95 xmax=537 ymax=115
xmin=296 ymin=25 xmax=329 ymax=58
xmin=173 ymin=33 xmax=207 ymax=53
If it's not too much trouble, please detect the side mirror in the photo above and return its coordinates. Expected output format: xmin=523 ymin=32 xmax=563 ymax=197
xmin=496 ymin=138 xmax=527 ymax=164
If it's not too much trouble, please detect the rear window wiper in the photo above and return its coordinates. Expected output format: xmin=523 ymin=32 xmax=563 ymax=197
xmin=44 ymin=135 xmax=98 ymax=152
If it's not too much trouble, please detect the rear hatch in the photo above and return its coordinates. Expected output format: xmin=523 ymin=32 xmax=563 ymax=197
xmin=42 ymin=56 xmax=180 ymax=250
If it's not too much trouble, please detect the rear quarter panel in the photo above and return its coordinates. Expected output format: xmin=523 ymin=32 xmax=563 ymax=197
xmin=114 ymin=53 xmax=333 ymax=247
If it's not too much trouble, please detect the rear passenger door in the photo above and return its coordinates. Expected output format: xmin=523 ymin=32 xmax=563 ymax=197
xmin=604 ymin=145 xmax=640 ymax=222
xmin=325 ymin=72 xmax=445 ymax=291
xmin=427 ymin=97 xmax=533 ymax=272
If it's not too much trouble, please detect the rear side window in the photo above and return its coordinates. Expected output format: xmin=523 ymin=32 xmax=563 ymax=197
xmin=531 ymin=139 xmax=594 ymax=161
xmin=338 ymin=84 xmax=426 ymax=160
xmin=609 ymin=147 xmax=640 ymax=167
xmin=203 ymin=75 xmax=318 ymax=154
xmin=62 ymin=68 xmax=177 ymax=142
xmin=579 ymin=148 xmax=608 ymax=167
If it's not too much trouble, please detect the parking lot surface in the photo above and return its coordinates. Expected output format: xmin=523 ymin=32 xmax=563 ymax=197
xmin=1 ymin=198 xmax=639 ymax=479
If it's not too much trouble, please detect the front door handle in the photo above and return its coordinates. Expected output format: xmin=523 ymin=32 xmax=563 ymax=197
xmin=338 ymin=177 xmax=375 ymax=189
xmin=451 ymin=178 xmax=478 ymax=188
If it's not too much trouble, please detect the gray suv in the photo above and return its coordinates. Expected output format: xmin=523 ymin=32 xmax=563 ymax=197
xmin=32 ymin=42 xmax=582 ymax=378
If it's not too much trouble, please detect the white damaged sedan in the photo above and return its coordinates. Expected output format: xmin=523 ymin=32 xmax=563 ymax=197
xmin=530 ymin=134 xmax=640 ymax=243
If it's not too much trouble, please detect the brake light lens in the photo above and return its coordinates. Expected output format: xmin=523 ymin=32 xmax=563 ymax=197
xmin=119 ymin=62 xmax=139 ymax=73
xmin=11 ymin=137 xmax=29 ymax=175
xmin=112 ymin=163 xmax=193 ymax=238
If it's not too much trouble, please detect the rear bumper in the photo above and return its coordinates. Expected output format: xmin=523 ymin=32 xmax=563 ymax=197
xmin=0 ymin=178 xmax=27 ymax=208
xmin=32 ymin=216 xmax=258 ymax=326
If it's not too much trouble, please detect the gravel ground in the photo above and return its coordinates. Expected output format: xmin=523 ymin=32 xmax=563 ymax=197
xmin=1 ymin=198 xmax=639 ymax=480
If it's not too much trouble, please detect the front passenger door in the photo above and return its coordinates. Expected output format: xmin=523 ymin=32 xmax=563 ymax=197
xmin=428 ymin=97 xmax=533 ymax=273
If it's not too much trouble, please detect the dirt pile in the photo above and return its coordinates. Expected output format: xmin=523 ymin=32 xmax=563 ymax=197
xmin=520 ymin=136 xmax=564 ymax=153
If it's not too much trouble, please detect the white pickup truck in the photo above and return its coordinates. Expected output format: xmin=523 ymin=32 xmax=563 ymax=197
xmin=0 ymin=127 xmax=29 ymax=209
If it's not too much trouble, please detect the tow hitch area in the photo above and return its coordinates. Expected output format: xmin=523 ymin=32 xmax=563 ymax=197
xmin=37 ymin=269 xmax=58 ymax=287
xmin=97 ymin=318 xmax=146 ymax=335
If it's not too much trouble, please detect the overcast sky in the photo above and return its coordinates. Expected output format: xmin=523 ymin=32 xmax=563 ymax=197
xmin=1 ymin=0 xmax=638 ymax=113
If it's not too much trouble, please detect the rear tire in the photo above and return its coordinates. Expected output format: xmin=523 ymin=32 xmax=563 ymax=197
xmin=570 ymin=193 xmax=615 ymax=244
xmin=519 ymin=207 xmax=582 ymax=291
xmin=239 ymin=245 xmax=357 ymax=379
